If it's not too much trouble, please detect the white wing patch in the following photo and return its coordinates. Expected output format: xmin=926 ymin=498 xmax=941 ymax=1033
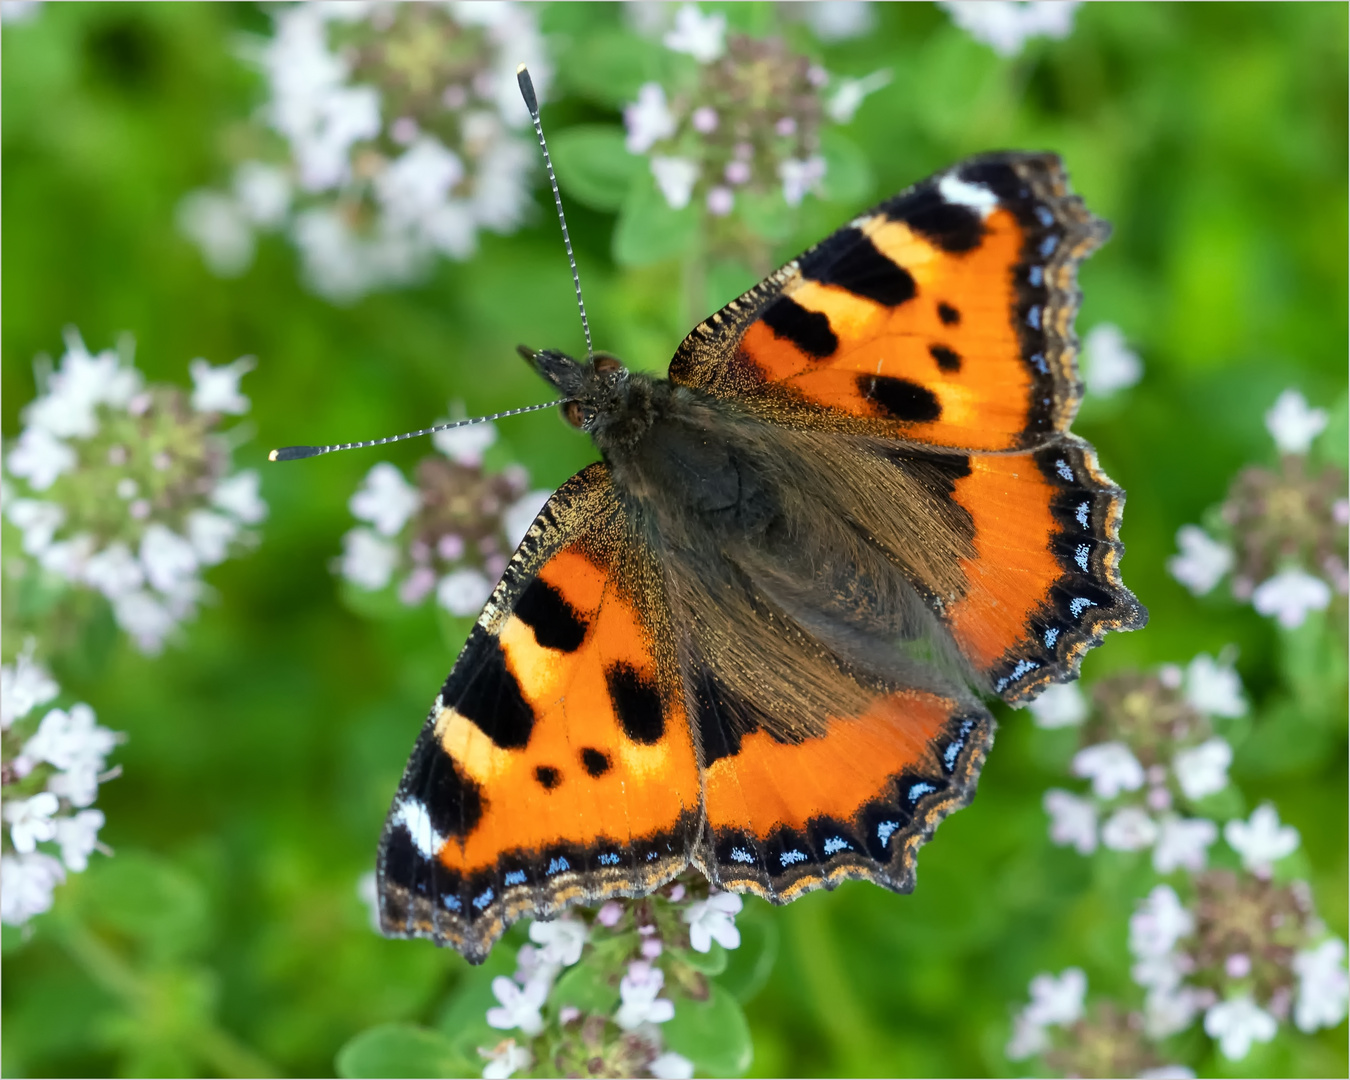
xmin=938 ymin=172 xmax=999 ymax=219
xmin=392 ymin=797 xmax=446 ymax=859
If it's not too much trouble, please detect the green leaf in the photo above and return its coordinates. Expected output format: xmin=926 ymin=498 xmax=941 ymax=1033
xmin=435 ymin=948 xmax=516 ymax=1060
xmin=70 ymin=851 xmax=211 ymax=962
xmin=553 ymin=957 xmax=621 ymax=1014
xmin=678 ymin=942 xmax=728 ymax=976
xmin=551 ymin=125 xmax=643 ymax=212
xmin=717 ymin=905 xmax=779 ymax=1004
xmin=737 ymin=190 xmax=795 ymax=244
xmin=613 ymin=175 xmax=699 ymax=267
xmin=661 ymin=982 xmax=753 ymax=1077
xmin=336 ymin=1023 xmax=471 ymax=1079
xmin=819 ymin=129 xmax=875 ymax=208
xmin=560 ymin=30 xmax=667 ymax=107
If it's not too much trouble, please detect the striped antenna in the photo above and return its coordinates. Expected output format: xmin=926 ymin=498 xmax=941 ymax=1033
xmin=268 ymin=400 xmax=563 ymax=462
xmin=517 ymin=63 xmax=593 ymax=359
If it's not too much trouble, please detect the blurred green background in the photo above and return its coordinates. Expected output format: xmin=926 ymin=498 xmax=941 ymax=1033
xmin=2 ymin=3 xmax=1346 ymax=1077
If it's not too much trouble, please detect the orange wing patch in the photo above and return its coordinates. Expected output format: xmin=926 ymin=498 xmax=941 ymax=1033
xmin=378 ymin=466 xmax=700 ymax=962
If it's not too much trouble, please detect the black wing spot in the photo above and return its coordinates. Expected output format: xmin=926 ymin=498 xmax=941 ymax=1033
xmin=761 ymin=296 xmax=838 ymax=359
xmin=800 ymin=228 xmax=916 ymax=307
xmin=606 ymin=663 xmax=665 ymax=744
xmin=403 ymin=737 xmax=485 ymax=839
xmin=857 ymin=375 xmax=942 ymax=423
xmin=928 ymin=344 xmax=961 ymax=373
xmin=441 ymin=626 xmax=535 ymax=749
xmin=580 ymin=747 xmax=611 ymax=777
xmin=514 ymin=578 xmax=587 ymax=652
xmin=534 ymin=765 xmax=561 ymax=790
xmin=894 ymin=193 xmax=984 ymax=253
xmin=937 ymin=302 xmax=960 ymax=325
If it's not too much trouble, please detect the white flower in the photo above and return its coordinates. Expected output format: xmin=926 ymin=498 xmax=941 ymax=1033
xmin=54 ymin=809 xmax=105 ymax=872
xmin=186 ymin=510 xmax=241 ymax=567
xmin=375 ymin=137 xmax=465 ymax=225
xmin=433 ymin=418 xmax=497 ymax=465
xmin=650 ymin=156 xmax=700 ymax=210
xmin=528 ymin=916 xmax=588 ymax=967
xmin=233 ymin=161 xmax=291 ymax=227
xmin=37 ymin=534 xmax=94 ymax=580
xmin=940 ymin=1 xmax=1081 ymax=57
xmin=1204 ymin=995 xmax=1277 ymax=1060
xmin=1 ymin=852 xmax=66 ymax=925
xmin=1183 ymin=653 xmax=1246 ymax=718
xmin=350 ymin=462 xmax=420 ymax=537
xmin=804 ymin=1 xmax=877 ymax=41
xmin=1071 ymin=741 xmax=1145 ymax=799
xmin=48 ymin=761 xmax=103 ymax=808
xmin=1081 ymin=323 xmax=1143 ymax=397
xmin=1 ymin=1 xmax=44 ymax=25
xmin=26 ymin=329 xmax=141 ymax=439
xmin=503 ymin=489 xmax=553 ymax=549
xmin=437 ymin=568 xmax=494 ymax=616
xmin=1167 ymin=525 xmax=1234 ymax=596
xmin=779 ymin=155 xmax=827 ymax=207
xmin=1224 ymin=804 xmax=1299 ymax=876
xmin=479 ymin=1038 xmax=532 ymax=1080
xmin=624 ymin=82 xmax=676 ymax=154
xmin=683 ymin=890 xmax=742 ymax=952
xmin=1004 ymin=1010 xmax=1050 ymax=1061
xmin=1044 ymin=788 xmax=1098 ymax=854
xmin=139 ymin=523 xmax=199 ymax=594
xmin=485 ymin=974 xmax=546 ymax=1036
xmin=1028 ymin=681 xmax=1088 ymax=728
xmin=339 ymin=528 xmax=400 ymax=591
xmin=6 ymin=498 xmax=66 ymax=554
xmin=1171 ymin=737 xmax=1232 ymax=802
xmin=189 ymin=356 xmax=255 ymax=415
xmin=1025 ymin=967 xmax=1087 ymax=1027
xmin=112 ymin=590 xmax=178 ymax=654
xmin=1152 ymin=815 xmax=1218 ymax=874
xmin=177 ymin=190 xmax=255 ymax=276
xmin=1293 ymin=938 xmax=1349 ymax=1033
xmin=7 ymin=427 xmax=77 ymax=491
xmin=290 ymin=207 xmax=378 ymax=301
xmin=1264 ymin=388 xmax=1327 ymax=455
xmin=1130 ymin=885 xmax=1194 ymax=960
xmin=615 ymin=960 xmax=676 ymax=1029
xmin=356 ymin=870 xmax=381 ymax=933
xmin=212 ymin=470 xmax=268 ymax=524
xmin=22 ymin=702 xmax=117 ymax=772
xmin=1251 ymin=567 xmax=1331 ymax=629
xmin=5 ymin=792 xmax=60 ymax=853
xmin=1142 ymin=984 xmax=1203 ymax=1039
xmin=82 ymin=542 xmax=146 ymax=599
xmin=825 ymin=70 xmax=891 ymax=124
xmin=663 ymin=3 xmax=726 ymax=62
xmin=1101 ymin=806 xmax=1159 ymax=851
xmin=1 ymin=651 xmax=58 ymax=729
xmin=649 ymin=1051 xmax=695 ymax=1080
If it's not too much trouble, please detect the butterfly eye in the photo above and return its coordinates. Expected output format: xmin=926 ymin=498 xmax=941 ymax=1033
xmin=593 ymin=354 xmax=624 ymax=376
xmin=563 ymin=401 xmax=595 ymax=429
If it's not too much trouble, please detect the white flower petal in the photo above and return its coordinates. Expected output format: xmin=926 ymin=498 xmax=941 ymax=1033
xmin=662 ymin=3 xmax=726 ymax=62
xmin=338 ymin=527 xmax=400 ymax=591
xmin=189 ymin=356 xmax=255 ymax=415
xmin=1028 ymin=681 xmax=1089 ymax=728
xmin=1264 ymin=388 xmax=1327 ymax=455
xmin=650 ymin=155 xmax=699 ymax=210
xmin=1223 ymin=804 xmax=1299 ymax=874
xmin=437 ymin=568 xmax=493 ymax=616
xmin=1251 ymin=567 xmax=1331 ymax=628
xmin=1081 ymin=323 xmax=1143 ymax=397
xmin=1167 ymin=525 xmax=1234 ymax=595
xmin=349 ymin=462 xmax=419 ymax=536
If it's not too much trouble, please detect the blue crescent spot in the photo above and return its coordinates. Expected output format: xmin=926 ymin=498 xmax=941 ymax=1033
xmin=504 ymin=870 xmax=526 ymax=886
xmin=908 ymin=781 xmax=937 ymax=803
xmin=823 ymin=837 xmax=850 ymax=855
xmin=1027 ymin=306 xmax=1042 ymax=329
xmin=1044 ymin=627 xmax=1060 ymax=648
xmin=1040 ymin=234 xmax=1058 ymax=257
xmin=1036 ymin=206 xmax=1055 ymax=227
xmin=943 ymin=738 xmax=964 ymax=770
xmin=1075 ymin=543 xmax=1091 ymax=571
xmin=646 ymin=851 xmax=658 ymax=861
xmin=876 ymin=821 xmax=900 ymax=847
xmin=730 ymin=846 xmax=755 ymax=864
xmin=472 ymin=887 xmax=494 ymax=911
xmin=547 ymin=857 xmax=570 ymax=875
xmin=1029 ymin=265 xmax=1044 ymax=287
xmin=780 ymin=849 xmax=808 ymax=867
xmin=1031 ymin=352 xmax=1048 ymax=374
xmin=598 ymin=852 xmax=620 ymax=866
xmin=1055 ymin=459 xmax=1074 ymax=482
xmin=1069 ymin=597 xmax=1096 ymax=618
xmin=442 ymin=894 xmax=462 ymax=912
xmin=1076 ymin=501 xmax=1090 ymax=528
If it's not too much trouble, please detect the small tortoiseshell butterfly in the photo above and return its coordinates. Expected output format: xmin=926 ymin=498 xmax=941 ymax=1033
xmin=369 ymin=148 xmax=1146 ymax=962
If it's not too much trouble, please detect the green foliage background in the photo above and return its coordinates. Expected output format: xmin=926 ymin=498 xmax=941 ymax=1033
xmin=2 ymin=3 xmax=1346 ymax=1077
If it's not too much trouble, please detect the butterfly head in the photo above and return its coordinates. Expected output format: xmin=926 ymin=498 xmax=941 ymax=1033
xmin=518 ymin=346 xmax=629 ymax=433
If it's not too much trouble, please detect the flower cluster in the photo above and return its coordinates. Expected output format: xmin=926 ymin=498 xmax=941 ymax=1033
xmin=1080 ymin=323 xmax=1144 ymax=399
xmin=1036 ymin=654 xmax=1243 ymax=873
xmin=1006 ymin=968 xmax=1189 ymax=1078
xmin=1 ymin=648 xmax=120 ymax=926
xmin=1129 ymin=875 xmax=1348 ymax=1059
xmin=3 ymin=329 xmax=267 ymax=654
xmin=1168 ymin=389 xmax=1346 ymax=629
xmin=621 ymin=5 xmax=886 ymax=225
xmin=178 ymin=2 xmax=549 ymax=302
xmin=940 ymin=1 xmax=1082 ymax=58
xmin=336 ymin=421 xmax=550 ymax=616
xmin=472 ymin=880 xmax=743 ymax=1079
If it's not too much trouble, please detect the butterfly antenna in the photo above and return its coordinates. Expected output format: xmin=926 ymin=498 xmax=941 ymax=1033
xmin=517 ymin=64 xmax=593 ymax=360
xmin=268 ymin=400 xmax=563 ymax=462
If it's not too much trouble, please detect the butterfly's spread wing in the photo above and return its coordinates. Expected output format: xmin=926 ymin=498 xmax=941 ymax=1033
xmin=669 ymin=152 xmax=1145 ymax=702
xmin=377 ymin=464 xmax=701 ymax=962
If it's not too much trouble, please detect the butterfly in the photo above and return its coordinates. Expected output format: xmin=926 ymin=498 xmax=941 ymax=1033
xmin=375 ymin=152 xmax=1146 ymax=963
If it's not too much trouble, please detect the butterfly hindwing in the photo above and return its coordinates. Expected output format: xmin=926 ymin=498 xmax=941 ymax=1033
xmin=377 ymin=464 xmax=702 ymax=962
